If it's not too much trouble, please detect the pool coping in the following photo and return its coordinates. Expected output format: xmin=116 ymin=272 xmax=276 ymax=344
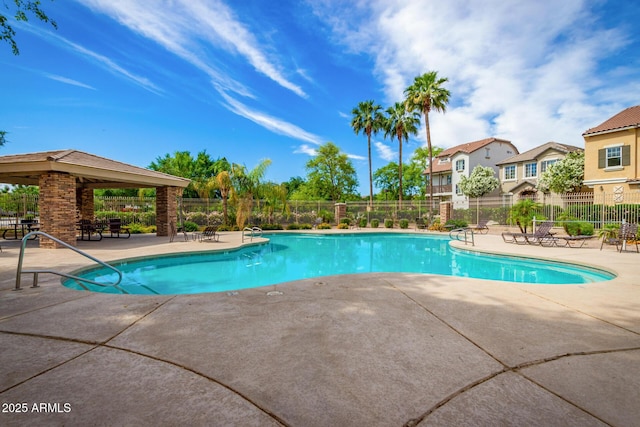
xmin=1 ymin=230 xmax=639 ymax=426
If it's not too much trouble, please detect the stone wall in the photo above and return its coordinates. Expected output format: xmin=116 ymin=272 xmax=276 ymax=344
xmin=156 ymin=186 xmax=180 ymax=236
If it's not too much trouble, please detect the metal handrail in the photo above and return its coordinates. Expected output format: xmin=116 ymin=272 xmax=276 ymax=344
xmin=242 ymin=226 xmax=263 ymax=242
xmin=449 ymin=227 xmax=475 ymax=246
xmin=15 ymin=231 xmax=123 ymax=291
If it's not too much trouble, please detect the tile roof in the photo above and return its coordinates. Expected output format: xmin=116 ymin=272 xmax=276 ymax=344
xmin=496 ymin=142 xmax=582 ymax=165
xmin=583 ymin=105 xmax=640 ymax=136
xmin=427 ymin=137 xmax=516 ymax=174
xmin=436 ymin=137 xmax=512 ymax=158
xmin=0 ymin=149 xmax=191 ymax=187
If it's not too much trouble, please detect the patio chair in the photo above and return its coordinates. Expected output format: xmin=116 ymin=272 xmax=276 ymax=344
xmin=610 ymin=223 xmax=639 ymax=253
xmin=502 ymin=221 xmax=555 ymax=245
xmin=415 ymin=217 xmax=427 ymax=231
xmin=77 ymin=219 xmax=103 ymax=241
xmin=556 ymin=235 xmax=595 ymax=248
xmin=105 ymin=218 xmax=130 ymax=238
xmin=198 ymin=226 xmax=219 ymax=242
xmin=470 ymin=219 xmax=489 ymax=234
xmin=312 ymin=217 xmax=322 ymax=229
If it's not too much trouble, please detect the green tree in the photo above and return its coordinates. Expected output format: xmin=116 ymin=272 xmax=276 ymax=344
xmin=383 ymin=102 xmax=420 ymax=207
xmin=459 ymin=166 xmax=499 ymax=224
xmin=215 ymin=171 xmax=233 ymax=225
xmin=351 ymin=100 xmax=384 ymax=207
xmin=305 ymin=142 xmax=358 ymax=202
xmin=404 ymin=71 xmax=450 ymax=218
xmin=149 ymin=150 xmax=228 ymax=198
xmin=537 ymin=151 xmax=584 ymax=194
xmin=260 ymin=182 xmax=289 ymax=223
xmin=1 ymin=0 xmax=57 ymax=55
xmin=373 ymin=162 xmax=400 ymax=200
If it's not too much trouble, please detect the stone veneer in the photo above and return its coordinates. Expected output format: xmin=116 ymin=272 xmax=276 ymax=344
xmin=156 ymin=186 xmax=180 ymax=237
xmin=77 ymin=187 xmax=94 ymax=221
xmin=39 ymin=172 xmax=77 ymax=248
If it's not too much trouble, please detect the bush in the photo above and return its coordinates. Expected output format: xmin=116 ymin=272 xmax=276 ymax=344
xmin=399 ymin=219 xmax=409 ymax=229
xmin=127 ymin=223 xmax=147 ymax=234
xmin=181 ymin=221 xmax=199 ymax=232
xmin=340 ymin=218 xmax=351 ymax=225
xmin=218 ymin=225 xmax=239 ymax=231
xmin=359 ymin=217 xmax=367 ymax=228
xmin=370 ymin=219 xmax=379 ymax=228
xmin=317 ymin=223 xmax=332 ymax=230
xmin=287 ymin=223 xmax=300 ymax=230
xmin=259 ymin=223 xmax=283 ymax=230
xmin=565 ymin=221 xmax=594 ymax=236
xmin=299 ymin=223 xmax=313 ymax=230
xmin=384 ymin=219 xmax=394 ymax=228
xmin=318 ymin=209 xmax=334 ymax=223
xmin=445 ymin=219 xmax=468 ymax=229
xmin=337 ymin=223 xmax=349 ymax=229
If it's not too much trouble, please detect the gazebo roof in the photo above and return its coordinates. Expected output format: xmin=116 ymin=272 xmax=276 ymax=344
xmin=0 ymin=149 xmax=190 ymax=188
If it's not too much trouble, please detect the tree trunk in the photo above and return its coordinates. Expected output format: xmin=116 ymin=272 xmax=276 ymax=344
xmin=424 ymin=111 xmax=434 ymax=221
xmin=368 ymin=133 xmax=373 ymax=207
xmin=398 ymin=134 xmax=403 ymax=209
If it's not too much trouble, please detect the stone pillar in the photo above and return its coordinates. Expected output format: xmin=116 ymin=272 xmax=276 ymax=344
xmin=156 ymin=186 xmax=178 ymax=236
xmin=76 ymin=187 xmax=94 ymax=221
xmin=39 ymin=172 xmax=77 ymax=248
xmin=334 ymin=203 xmax=346 ymax=225
xmin=439 ymin=201 xmax=452 ymax=225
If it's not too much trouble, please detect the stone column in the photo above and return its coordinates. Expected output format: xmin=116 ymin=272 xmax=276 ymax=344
xmin=156 ymin=186 xmax=178 ymax=236
xmin=39 ymin=172 xmax=77 ymax=248
xmin=76 ymin=187 xmax=94 ymax=221
xmin=334 ymin=203 xmax=346 ymax=225
xmin=439 ymin=201 xmax=452 ymax=225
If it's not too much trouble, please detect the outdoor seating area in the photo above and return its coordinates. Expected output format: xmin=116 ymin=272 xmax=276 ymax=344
xmin=501 ymin=220 xmax=556 ymax=246
xmin=77 ymin=219 xmax=131 ymax=241
xmin=600 ymin=223 xmax=639 ymax=253
xmin=1 ymin=219 xmax=39 ymax=240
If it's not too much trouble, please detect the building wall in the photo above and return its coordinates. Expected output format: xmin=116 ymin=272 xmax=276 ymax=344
xmin=583 ymin=128 xmax=639 ymax=193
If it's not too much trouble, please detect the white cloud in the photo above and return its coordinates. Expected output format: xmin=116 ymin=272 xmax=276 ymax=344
xmin=45 ymin=74 xmax=96 ymax=90
xmin=374 ymin=140 xmax=396 ymax=162
xmin=219 ymin=92 xmax=324 ymax=145
xmin=78 ymin=0 xmax=306 ymax=98
xmin=294 ymin=144 xmax=318 ymax=156
xmin=313 ymin=0 xmax=635 ymax=152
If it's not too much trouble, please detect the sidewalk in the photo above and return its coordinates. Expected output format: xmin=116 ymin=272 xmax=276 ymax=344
xmin=1 ymin=231 xmax=639 ymax=426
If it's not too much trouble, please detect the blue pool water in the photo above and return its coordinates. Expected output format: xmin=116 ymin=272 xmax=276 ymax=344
xmin=63 ymin=233 xmax=615 ymax=295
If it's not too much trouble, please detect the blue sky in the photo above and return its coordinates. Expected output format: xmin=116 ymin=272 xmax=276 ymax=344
xmin=1 ymin=0 xmax=638 ymax=194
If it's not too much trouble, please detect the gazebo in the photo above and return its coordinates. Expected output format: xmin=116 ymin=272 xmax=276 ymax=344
xmin=0 ymin=149 xmax=190 ymax=248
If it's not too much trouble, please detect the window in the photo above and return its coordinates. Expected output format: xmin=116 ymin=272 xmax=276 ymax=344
xmin=504 ymin=165 xmax=516 ymax=180
xmin=455 ymin=184 xmax=462 ymax=195
xmin=606 ymin=147 xmax=621 ymax=167
xmin=485 ymin=148 xmax=491 ymax=159
xmin=524 ymin=162 xmax=537 ymax=178
xmin=446 ymin=174 xmax=452 ymax=184
xmin=599 ymin=145 xmax=630 ymax=169
xmin=540 ymin=159 xmax=557 ymax=173
xmin=455 ymin=159 xmax=465 ymax=172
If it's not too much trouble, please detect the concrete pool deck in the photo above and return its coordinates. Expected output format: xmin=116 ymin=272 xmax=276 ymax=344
xmin=0 ymin=230 xmax=639 ymax=426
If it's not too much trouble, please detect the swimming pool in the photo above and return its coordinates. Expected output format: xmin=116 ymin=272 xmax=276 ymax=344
xmin=63 ymin=233 xmax=615 ymax=295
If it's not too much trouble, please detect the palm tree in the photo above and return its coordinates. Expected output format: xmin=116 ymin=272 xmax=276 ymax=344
xmin=351 ymin=100 xmax=385 ymax=207
xmin=230 ymin=159 xmax=272 ymax=229
xmin=384 ymin=102 xmax=420 ymax=208
xmin=215 ymin=171 xmax=233 ymax=226
xmin=404 ymin=71 xmax=450 ymax=219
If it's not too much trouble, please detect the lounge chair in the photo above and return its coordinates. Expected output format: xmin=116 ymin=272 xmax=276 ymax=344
xmin=605 ymin=223 xmax=639 ymax=253
xmin=105 ymin=218 xmax=130 ymax=238
xmin=470 ymin=219 xmax=489 ymax=234
xmin=556 ymin=235 xmax=595 ymax=248
xmin=415 ymin=217 xmax=427 ymax=231
xmin=502 ymin=221 xmax=555 ymax=245
xmin=198 ymin=226 xmax=219 ymax=242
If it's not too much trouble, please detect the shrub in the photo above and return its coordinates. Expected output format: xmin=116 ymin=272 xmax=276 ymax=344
xmin=318 ymin=209 xmax=334 ymax=223
xmin=185 ymin=212 xmax=208 ymax=225
xmin=181 ymin=221 xmax=199 ymax=232
xmin=287 ymin=223 xmax=300 ymax=230
xmin=445 ymin=219 xmax=468 ymax=229
xmin=370 ymin=219 xmax=379 ymax=228
xmin=340 ymin=218 xmax=351 ymax=225
xmin=218 ymin=225 xmax=239 ymax=231
xmin=299 ymin=223 xmax=313 ymax=229
xmin=359 ymin=217 xmax=367 ymax=228
xmin=384 ymin=219 xmax=394 ymax=228
xmin=260 ymin=223 xmax=284 ymax=230
xmin=317 ymin=223 xmax=332 ymax=230
xmin=399 ymin=219 xmax=409 ymax=229
xmin=337 ymin=223 xmax=349 ymax=229
xmin=127 ymin=223 xmax=146 ymax=234
xmin=565 ymin=221 xmax=594 ymax=236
